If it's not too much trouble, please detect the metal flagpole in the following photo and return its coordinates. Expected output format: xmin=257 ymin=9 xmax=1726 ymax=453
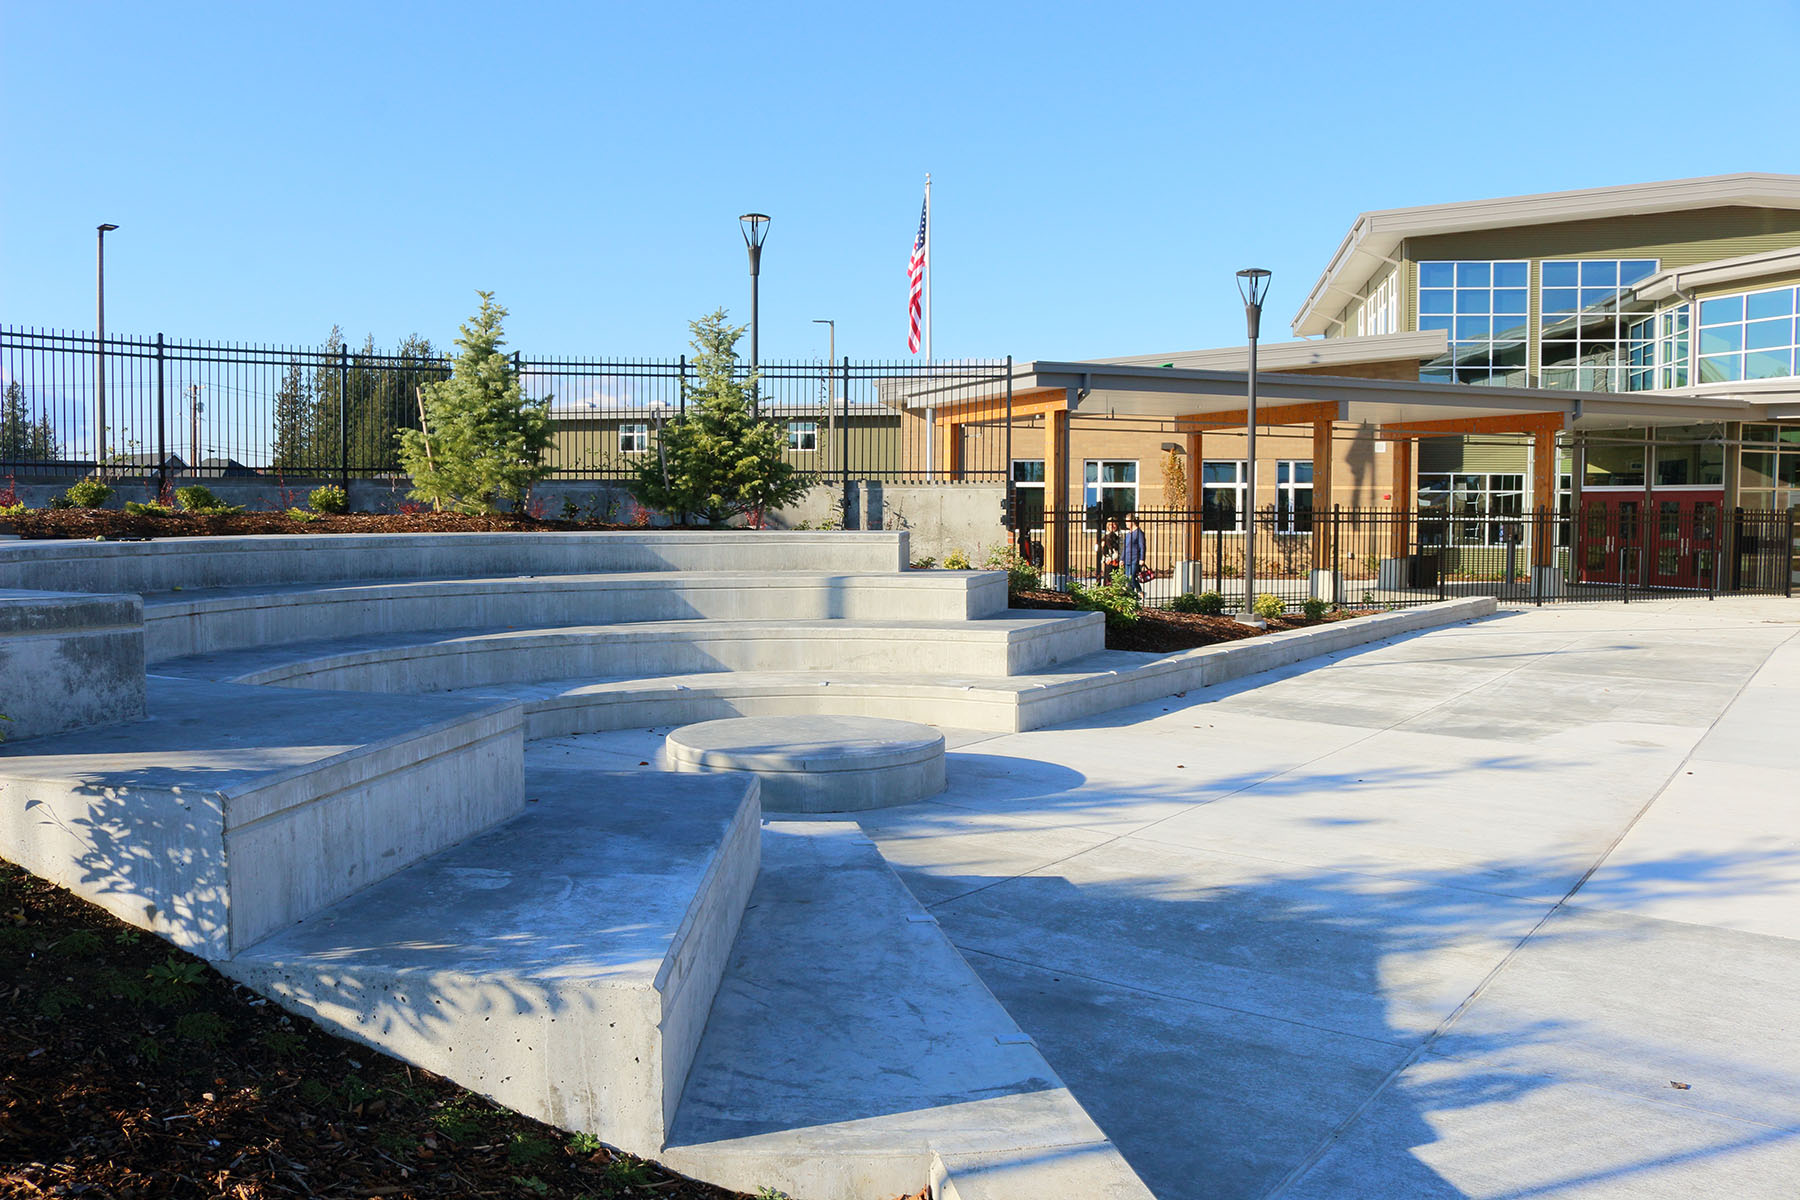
xmin=923 ymin=173 xmax=934 ymax=480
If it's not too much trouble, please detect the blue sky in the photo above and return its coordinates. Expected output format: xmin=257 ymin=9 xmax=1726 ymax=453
xmin=4 ymin=1 xmax=1797 ymax=364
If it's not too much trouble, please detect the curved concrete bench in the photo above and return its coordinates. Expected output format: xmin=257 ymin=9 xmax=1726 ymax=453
xmin=155 ymin=614 xmax=1104 ymax=691
xmin=142 ymin=570 xmax=1009 ymax=661
xmin=0 ymin=530 xmax=910 ymax=595
xmin=666 ymin=715 xmax=946 ymax=812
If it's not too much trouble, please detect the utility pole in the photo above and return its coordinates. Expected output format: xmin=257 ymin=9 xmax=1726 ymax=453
xmin=189 ymin=385 xmax=203 ymax=467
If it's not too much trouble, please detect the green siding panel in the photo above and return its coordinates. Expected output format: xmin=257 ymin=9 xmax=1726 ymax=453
xmin=1405 ymin=206 xmax=1800 ymax=269
xmin=1418 ymin=435 xmax=1530 ymax=474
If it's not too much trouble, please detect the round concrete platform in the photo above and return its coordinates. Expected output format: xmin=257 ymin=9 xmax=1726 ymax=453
xmin=664 ymin=715 xmax=946 ymax=813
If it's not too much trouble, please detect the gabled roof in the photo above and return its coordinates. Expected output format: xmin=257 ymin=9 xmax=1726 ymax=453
xmin=1292 ymin=173 xmax=1800 ymax=338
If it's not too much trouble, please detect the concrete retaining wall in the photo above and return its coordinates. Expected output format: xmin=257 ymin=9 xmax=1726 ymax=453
xmin=0 ymin=589 xmax=146 ymax=741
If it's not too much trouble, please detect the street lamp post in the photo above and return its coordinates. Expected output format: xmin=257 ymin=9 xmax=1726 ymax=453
xmin=739 ymin=214 xmax=770 ymax=413
xmin=1235 ymin=268 xmax=1271 ymax=626
xmin=95 ymin=223 xmax=119 ymax=475
xmin=812 ymin=318 xmax=835 ymax=479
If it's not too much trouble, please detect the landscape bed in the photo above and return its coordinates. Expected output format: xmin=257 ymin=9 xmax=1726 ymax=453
xmin=0 ymin=860 xmax=890 ymax=1200
xmin=1009 ymin=587 xmax=1375 ymax=652
xmin=0 ymin=509 xmax=649 ymax=540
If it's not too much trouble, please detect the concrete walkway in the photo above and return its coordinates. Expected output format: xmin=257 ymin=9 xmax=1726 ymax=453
xmin=581 ymin=598 xmax=1800 ymax=1199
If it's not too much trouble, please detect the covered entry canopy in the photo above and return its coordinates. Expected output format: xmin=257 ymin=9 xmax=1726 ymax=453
xmin=900 ymin=360 xmax=1774 ymax=576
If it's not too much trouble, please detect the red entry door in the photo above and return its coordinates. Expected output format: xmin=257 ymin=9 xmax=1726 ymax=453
xmin=1577 ymin=491 xmax=1722 ymax=588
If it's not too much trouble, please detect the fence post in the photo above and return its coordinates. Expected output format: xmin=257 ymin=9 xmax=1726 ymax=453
xmin=155 ymin=333 xmax=167 ymax=497
xmin=678 ymin=355 xmax=687 ymax=419
xmin=1332 ymin=505 xmax=1342 ymax=605
xmin=1788 ymin=509 xmax=1795 ymax=599
xmin=841 ymin=355 xmax=851 ymax=484
xmin=338 ymin=344 xmax=350 ymax=491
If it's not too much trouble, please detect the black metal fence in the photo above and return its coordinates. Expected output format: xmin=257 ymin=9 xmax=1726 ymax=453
xmin=0 ymin=326 xmax=1013 ymax=485
xmin=1027 ymin=505 xmax=1795 ymax=611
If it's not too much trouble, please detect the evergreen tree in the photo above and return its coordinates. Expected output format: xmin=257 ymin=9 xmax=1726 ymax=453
xmin=270 ymin=363 xmax=315 ymax=472
xmin=1 ymin=381 xmax=61 ymax=461
xmin=628 ymin=310 xmax=809 ymax=527
xmin=396 ymin=292 xmax=552 ymax=512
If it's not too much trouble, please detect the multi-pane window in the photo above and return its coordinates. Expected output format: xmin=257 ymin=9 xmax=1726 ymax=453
xmin=1539 ymin=259 xmax=1658 ymax=391
xmin=1357 ymin=272 xmax=1398 ymax=337
xmin=1418 ymin=261 xmax=1530 ymax=386
xmin=1276 ymin=460 xmax=1313 ymax=532
xmin=785 ymin=419 xmax=817 ymax=451
xmin=1697 ymin=286 xmax=1800 ymax=384
xmin=619 ymin=422 xmax=648 ymax=454
xmin=1201 ymin=460 xmax=1245 ymax=529
xmin=1083 ymin=460 xmax=1138 ymax=518
xmin=1739 ymin=425 xmax=1800 ymax=510
xmin=1626 ymin=305 xmax=1690 ymax=391
xmin=1011 ymin=459 xmax=1046 ymax=530
xmin=1418 ymin=472 xmax=1524 ymax=546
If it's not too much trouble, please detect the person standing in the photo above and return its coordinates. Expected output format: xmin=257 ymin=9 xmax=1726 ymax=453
xmin=1095 ymin=518 xmax=1121 ymax=583
xmin=1120 ymin=514 xmax=1147 ymax=594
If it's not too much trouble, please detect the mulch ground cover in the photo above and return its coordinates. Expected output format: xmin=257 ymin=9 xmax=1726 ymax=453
xmin=1009 ymin=588 xmax=1370 ymax=653
xmin=1 ymin=510 xmax=645 ymax=541
xmin=0 ymin=860 xmax=925 ymax=1200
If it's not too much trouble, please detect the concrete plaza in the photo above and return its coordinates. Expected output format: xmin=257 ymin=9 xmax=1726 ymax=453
xmin=572 ymin=597 xmax=1800 ymax=1199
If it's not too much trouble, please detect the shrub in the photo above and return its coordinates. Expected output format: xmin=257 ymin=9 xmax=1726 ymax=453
xmin=48 ymin=494 xmax=74 ymax=510
xmin=1301 ymin=597 xmax=1330 ymax=621
xmin=174 ymin=483 xmax=242 ymax=514
xmin=943 ymin=547 xmax=973 ymax=570
xmin=1167 ymin=591 xmax=1201 ymax=614
xmin=66 ymin=477 xmax=113 ymax=509
xmin=307 ymin=484 xmax=348 ymax=514
xmin=1252 ymin=593 xmax=1286 ymax=619
xmin=123 ymin=500 xmax=173 ymax=516
xmin=1072 ymin=569 xmax=1141 ymax=626
xmin=910 ymin=556 xmax=937 ymax=570
xmin=1195 ymin=590 xmax=1226 ymax=616
xmin=286 ymin=507 xmax=322 ymax=522
xmin=983 ymin=544 xmax=1040 ymax=594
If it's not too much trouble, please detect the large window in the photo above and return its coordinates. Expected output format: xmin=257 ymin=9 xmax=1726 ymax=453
xmin=619 ymin=422 xmax=648 ymax=454
xmin=1276 ymin=460 xmax=1313 ymax=532
xmin=1201 ymin=460 xmax=1244 ymax=529
xmin=1626 ymin=304 xmax=1690 ymax=391
xmin=1419 ymin=260 xmax=1530 ymax=386
xmin=1083 ymin=460 xmax=1138 ymax=519
xmin=1539 ymin=259 xmax=1658 ymax=391
xmin=1697 ymin=286 xmax=1800 ymax=384
xmin=1740 ymin=425 xmax=1800 ymax=510
xmin=1419 ymin=472 xmax=1524 ymax=546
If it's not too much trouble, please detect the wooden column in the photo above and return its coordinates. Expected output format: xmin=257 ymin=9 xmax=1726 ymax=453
xmin=1390 ymin=437 xmax=1413 ymax=557
xmin=1043 ymin=404 xmax=1069 ymax=576
xmin=1533 ymin=425 xmax=1557 ymax=568
xmin=947 ymin=421 xmax=965 ymax=480
xmin=1312 ymin=419 xmax=1334 ymax=569
xmin=1185 ymin=432 xmax=1204 ymax=560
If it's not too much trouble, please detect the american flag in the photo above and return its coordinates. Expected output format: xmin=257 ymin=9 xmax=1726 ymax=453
xmin=907 ymin=195 xmax=927 ymax=354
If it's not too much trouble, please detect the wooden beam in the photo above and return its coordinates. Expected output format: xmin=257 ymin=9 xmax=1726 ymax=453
xmin=1043 ymin=406 xmax=1068 ymax=577
xmin=1390 ymin=438 xmax=1413 ymax=558
xmin=1172 ymin=401 xmax=1340 ymax=432
xmin=1532 ymin=426 xmax=1557 ymax=568
xmin=1377 ymin=412 xmax=1565 ymax=439
xmin=929 ymin=388 xmax=1066 ymax=424
xmin=1185 ymin=432 xmax=1203 ymax=562
xmin=947 ymin=422 xmax=965 ymax=479
xmin=1312 ymin=419 xmax=1333 ymax=570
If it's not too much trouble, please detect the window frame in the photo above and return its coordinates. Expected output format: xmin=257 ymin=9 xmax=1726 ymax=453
xmin=618 ymin=422 xmax=649 ymax=454
xmin=785 ymin=419 xmax=818 ymax=452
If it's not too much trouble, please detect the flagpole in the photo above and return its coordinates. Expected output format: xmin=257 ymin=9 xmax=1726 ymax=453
xmin=923 ymin=173 xmax=934 ymax=479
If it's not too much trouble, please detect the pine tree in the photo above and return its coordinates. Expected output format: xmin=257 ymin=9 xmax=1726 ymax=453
xmin=396 ymin=292 xmax=552 ymax=512
xmin=628 ymin=310 xmax=810 ymax=527
xmin=270 ymin=363 xmax=315 ymax=472
xmin=0 ymin=381 xmax=61 ymax=461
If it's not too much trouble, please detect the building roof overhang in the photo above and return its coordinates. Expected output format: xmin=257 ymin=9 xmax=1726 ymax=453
xmin=1630 ymin=245 xmax=1800 ymax=302
xmin=1083 ymin=330 xmax=1447 ymax=373
xmin=909 ymin=361 xmax=1770 ymax=433
xmin=1292 ymin=173 xmax=1800 ymax=338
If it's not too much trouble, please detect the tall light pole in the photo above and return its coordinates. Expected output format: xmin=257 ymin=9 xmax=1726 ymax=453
xmin=739 ymin=212 xmax=770 ymax=383
xmin=1235 ymin=268 xmax=1271 ymax=626
xmin=95 ymin=223 xmax=119 ymax=474
xmin=813 ymin=318 xmax=835 ymax=471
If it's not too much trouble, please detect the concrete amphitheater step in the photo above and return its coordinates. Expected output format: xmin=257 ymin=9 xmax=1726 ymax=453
xmin=659 ymin=821 xmax=1153 ymax=1200
xmin=0 ymin=676 xmax=523 ymax=958
xmin=150 ymin=613 xmax=1105 ymax=689
xmin=142 ymin=569 xmax=1011 ymax=661
xmin=220 ymin=764 xmax=760 ymax=1160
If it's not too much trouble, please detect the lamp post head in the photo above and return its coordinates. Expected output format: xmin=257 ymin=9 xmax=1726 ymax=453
xmin=739 ymin=213 xmax=770 ymax=276
xmin=1235 ymin=267 xmax=1271 ymax=338
xmin=98 ymin=223 xmax=119 ymax=234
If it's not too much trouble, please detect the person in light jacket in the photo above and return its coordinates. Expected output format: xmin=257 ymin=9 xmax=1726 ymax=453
xmin=1120 ymin=514 xmax=1147 ymax=594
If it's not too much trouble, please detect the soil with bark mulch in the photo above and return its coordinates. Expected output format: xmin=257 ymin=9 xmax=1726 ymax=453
xmin=1 ymin=509 xmax=656 ymax=541
xmin=1009 ymin=588 xmax=1370 ymax=653
xmin=0 ymin=861 xmax=921 ymax=1200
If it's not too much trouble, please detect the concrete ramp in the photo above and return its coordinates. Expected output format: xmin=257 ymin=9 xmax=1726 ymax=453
xmin=661 ymin=822 xmax=1153 ymax=1200
xmin=221 ymin=767 xmax=759 ymax=1157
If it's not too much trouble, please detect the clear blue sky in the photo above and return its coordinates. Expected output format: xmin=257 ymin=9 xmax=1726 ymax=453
xmin=4 ymin=1 xmax=1797 ymax=364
